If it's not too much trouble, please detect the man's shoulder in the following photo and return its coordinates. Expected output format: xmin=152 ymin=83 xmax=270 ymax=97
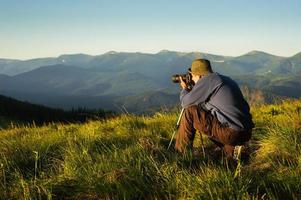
xmin=204 ymin=73 xmax=240 ymax=90
xmin=195 ymin=73 xmax=224 ymax=89
xmin=213 ymin=73 xmax=237 ymax=84
xmin=206 ymin=72 xmax=223 ymax=83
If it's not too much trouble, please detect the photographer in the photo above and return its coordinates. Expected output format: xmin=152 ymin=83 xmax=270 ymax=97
xmin=175 ymin=59 xmax=254 ymax=160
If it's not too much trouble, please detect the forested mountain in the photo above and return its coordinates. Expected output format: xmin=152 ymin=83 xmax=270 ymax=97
xmin=0 ymin=50 xmax=300 ymax=113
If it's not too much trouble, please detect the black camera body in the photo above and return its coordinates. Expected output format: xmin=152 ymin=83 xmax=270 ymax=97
xmin=171 ymin=68 xmax=194 ymax=90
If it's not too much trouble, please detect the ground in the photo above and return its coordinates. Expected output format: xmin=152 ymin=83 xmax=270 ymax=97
xmin=0 ymin=100 xmax=300 ymax=199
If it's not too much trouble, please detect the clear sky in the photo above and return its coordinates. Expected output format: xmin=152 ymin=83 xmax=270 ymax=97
xmin=0 ymin=0 xmax=300 ymax=59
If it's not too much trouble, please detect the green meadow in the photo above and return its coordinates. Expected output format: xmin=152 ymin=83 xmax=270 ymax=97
xmin=0 ymin=100 xmax=300 ymax=200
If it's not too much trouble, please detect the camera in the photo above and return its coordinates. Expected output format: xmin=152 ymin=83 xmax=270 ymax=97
xmin=171 ymin=68 xmax=194 ymax=90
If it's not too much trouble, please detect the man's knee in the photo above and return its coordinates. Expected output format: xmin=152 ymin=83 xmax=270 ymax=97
xmin=181 ymin=105 xmax=201 ymax=124
xmin=175 ymin=106 xmax=199 ymax=153
xmin=212 ymin=128 xmax=252 ymax=147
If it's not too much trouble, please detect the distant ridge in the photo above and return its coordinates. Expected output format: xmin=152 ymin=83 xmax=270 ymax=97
xmin=241 ymin=50 xmax=286 ymax=58
xmin=0 ymin=50 xmax=300 ymax=112
xmin=1 ymin=50 xmax=299 ymax=62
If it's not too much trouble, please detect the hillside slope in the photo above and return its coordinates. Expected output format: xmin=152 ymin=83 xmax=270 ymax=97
xmin=0 ymin=95 xmax=111 ymax=128
xmin=0 ymin=100 xmax=300 ymax=199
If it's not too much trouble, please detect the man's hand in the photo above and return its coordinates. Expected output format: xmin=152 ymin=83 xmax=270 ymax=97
xmin=179 ymin=76 xmax=187 ymax=90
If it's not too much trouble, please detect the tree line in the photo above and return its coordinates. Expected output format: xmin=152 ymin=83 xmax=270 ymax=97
xmin=0 ymin=95 xmax=114 ymax=125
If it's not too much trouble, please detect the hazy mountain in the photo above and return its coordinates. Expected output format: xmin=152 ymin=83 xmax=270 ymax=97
xmin=0 ymin=50 xmax=232 ymax=76
xmin=289 ymin=52 xmax=301 ymax=73
xmin=0 ymin=54 xmax=93 ymax=76
xmin=0 ymin=57 xmax=58 ymax=75
xmin=57 ymin=54 xmax=94 ymax=67
xmin=0 ymin=64 xmax=161 ymax=96
xmin=0 ymin=50 xmax=300 ymax=113
xmin=115 ymin=91 xmax=180 ymax=113
xmin=2 ymin=50 xmax=300 ymax=77
xmin=214 ymin=51 xmax=284 ymax=75
xmin=234 ymin=72 xmax=301 ymax=99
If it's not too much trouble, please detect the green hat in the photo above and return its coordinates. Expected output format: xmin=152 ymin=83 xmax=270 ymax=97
xmin=190 ymin=59 xmax=213 ymax=76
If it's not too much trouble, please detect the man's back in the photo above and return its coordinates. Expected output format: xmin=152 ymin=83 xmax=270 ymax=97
xmin=180 ymin=72 xmax=254 ymax=130
xmin=205 ymin=74 xmax=254 ymax=130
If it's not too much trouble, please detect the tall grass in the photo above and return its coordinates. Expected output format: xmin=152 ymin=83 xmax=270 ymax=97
xmin=0 ymin=100 xmax=300 ymax=199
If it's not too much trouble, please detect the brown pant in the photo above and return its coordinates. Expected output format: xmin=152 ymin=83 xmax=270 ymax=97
xmin=175 ymin=105 xmax=252 ymax=158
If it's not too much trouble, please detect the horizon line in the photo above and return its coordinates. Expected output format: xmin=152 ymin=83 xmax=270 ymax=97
xmin=1 ymin=49 xmax=300 ymax=61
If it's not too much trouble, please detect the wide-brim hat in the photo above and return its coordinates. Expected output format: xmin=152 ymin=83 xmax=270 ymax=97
xmin=190 ymin=59 xmax=213 ymax=76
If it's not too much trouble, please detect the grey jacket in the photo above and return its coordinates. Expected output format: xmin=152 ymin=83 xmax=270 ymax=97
xmin=180 ymin=72 xmax=254 ymax=130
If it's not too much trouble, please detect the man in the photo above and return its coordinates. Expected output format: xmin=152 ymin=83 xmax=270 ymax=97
xmin=175 ymin=59 xmax=254 ymax=160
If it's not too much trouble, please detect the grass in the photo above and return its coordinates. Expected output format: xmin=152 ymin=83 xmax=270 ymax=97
xmin=0 ymin=100 xmax=301 ymax=199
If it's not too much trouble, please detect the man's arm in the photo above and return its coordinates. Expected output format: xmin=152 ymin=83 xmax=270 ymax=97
xmin=179 ymin=77 xmax=215 ymax=108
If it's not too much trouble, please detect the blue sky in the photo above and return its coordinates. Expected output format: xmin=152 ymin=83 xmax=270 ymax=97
xmin=0 ymin=0 xmax=300 ymax=59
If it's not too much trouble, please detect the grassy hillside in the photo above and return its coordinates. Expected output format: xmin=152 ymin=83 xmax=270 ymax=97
xmin=0 ymin=100 xmax=300 ymax=199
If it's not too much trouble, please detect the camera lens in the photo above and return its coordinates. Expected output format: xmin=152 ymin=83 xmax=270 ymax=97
xmin=171 ymin=75 xmax=180 ymax=83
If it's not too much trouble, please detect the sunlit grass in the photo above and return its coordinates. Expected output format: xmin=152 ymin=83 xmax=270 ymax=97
xmin=0 ymin=100 xmax=300 ymax=199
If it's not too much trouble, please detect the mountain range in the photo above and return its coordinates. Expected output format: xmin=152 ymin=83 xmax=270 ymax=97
xmin=1 ymin=50 xmax=300 ymax=113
